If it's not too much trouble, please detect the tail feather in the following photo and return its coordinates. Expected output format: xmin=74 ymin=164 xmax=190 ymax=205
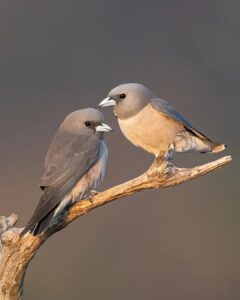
xmin=175 ymin=125 xmax=226 ymax=154
xmin=20 ymin=187 xmax=67 ymax=237
xmin=21 ymin=206 xmax=58 ymax=236
xmin=188 ymin=127 xmax=226 ymax=153
xmin=211 ymin=143 xmax=226 ymax=153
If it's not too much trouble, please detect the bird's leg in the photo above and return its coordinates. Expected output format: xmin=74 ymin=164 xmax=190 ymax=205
xmin=85 ymin=190 xmax=98 ymax=204
xmin=163 ymin=144 xmax=175 ymax=174
xmin=155 ymin=145 xmax=174 ymax=165
xmin=149 ymin=145 xmax=175 ymax=175
xmin=165 ymin=144 xmax=174 ymax=163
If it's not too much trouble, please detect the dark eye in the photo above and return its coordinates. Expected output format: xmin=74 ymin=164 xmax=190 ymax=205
xmin=120 ymin=93 xmax=126 ymax=99
xmin=85 ymin=121 xmax=91 ymax=127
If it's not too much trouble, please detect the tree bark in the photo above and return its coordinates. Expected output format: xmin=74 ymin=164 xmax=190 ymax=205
xmin=0 ymin=153 xmax=232 ymax=299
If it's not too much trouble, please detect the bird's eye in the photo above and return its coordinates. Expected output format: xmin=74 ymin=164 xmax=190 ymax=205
xmin=85 ymin=121 xmax=91 ymax=127
xmin=120 ymin=93 xmax=126 ymax=99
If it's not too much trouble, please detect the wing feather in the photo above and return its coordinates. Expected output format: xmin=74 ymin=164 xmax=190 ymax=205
xmin=150 ymin=98 xmax=224 ymax=152
xmin=150 ymin=98 xmax=192 ymax=128
xmin=40 ymin=133 xmax=100 ymax=189
xmin=22 ymin=133 xmax=101 ymax=235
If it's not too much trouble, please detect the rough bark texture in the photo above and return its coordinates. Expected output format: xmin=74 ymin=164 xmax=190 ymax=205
xmin=0 ymin=153 xmax=232 ymax=300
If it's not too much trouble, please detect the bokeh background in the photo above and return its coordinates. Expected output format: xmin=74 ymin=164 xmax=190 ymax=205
xmin=0 ymin=1 xmax=239 ymax=299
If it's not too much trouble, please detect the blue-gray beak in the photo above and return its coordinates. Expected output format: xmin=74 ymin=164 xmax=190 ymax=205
xmin=95 ymin=123 xmax=112 ymax=132
xmin=98 ymin=97 xmax=116 ymax=107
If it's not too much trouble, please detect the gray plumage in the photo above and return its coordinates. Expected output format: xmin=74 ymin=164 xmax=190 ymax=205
xmin=21 ymin=108 xmax=111 ymax=236
xmin=99 ymin=83 xmax=225 ymax=156
xmin=150 ymin=98 xmax=192 ymax=128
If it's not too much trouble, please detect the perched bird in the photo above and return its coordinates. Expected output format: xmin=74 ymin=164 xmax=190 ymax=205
xmin=99 ymin=83 xmax=225 ymax=156
xmin=21 ymin=108 xmax=112 ymax=236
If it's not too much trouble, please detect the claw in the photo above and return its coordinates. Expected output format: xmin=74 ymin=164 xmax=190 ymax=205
xmin=86 ymin=190 xmax=98 ymax=203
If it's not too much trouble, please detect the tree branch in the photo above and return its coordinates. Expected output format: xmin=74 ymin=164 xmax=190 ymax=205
xmin=0 ymin=154 xmax=232 ymax=299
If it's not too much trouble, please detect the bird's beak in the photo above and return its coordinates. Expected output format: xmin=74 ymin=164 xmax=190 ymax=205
xmin=98 ymin=97 xmax=116 ymax=107
xmin=95 ymin=123 xmax=112 ymax=132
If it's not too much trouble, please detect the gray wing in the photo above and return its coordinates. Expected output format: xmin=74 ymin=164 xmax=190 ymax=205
xmin=40 ymin=132 xmax=100 ymax=190
xmin=22 ymin=133 xmax=101 ymax=235
xmin=150 ymin=97 xmax=216 ymax=145
xmin=150 ymin=98 xmax=192 ymax=128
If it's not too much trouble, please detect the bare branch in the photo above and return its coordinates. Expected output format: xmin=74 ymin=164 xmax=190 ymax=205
xmin=0 ymin=154 xmax=232 ymax=299
xmin=66 ymin=155 xmax=232 ymax=222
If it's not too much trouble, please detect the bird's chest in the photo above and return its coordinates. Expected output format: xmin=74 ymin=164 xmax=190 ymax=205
xmin=118 ymin=105 xmax=180 ymax=155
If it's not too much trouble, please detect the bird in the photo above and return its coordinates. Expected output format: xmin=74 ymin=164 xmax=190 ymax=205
xmin=21 ymin=108 xmax=112 ymax=236
xmin=99 ymin=83 xmax=225 ymax=156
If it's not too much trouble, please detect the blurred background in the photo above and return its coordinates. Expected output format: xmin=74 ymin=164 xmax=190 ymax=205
xmin=0 ymin=1 xmax=239 ymax=299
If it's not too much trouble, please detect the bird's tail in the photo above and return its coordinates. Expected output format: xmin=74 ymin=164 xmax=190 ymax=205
xmin=21 ymin=207 xmax=58 ymax=236
xmin=20 ymin=188 xmax=68 ymax=237
xmin=210 ymin=143 xmax=226 ymax=153
xmin=186 ymin=126 xmax=226 ymax=153
xmin=175 ymin=125 xmax=226 ymax=154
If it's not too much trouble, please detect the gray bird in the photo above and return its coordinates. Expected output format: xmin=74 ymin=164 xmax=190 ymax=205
xmin=21 ymin=108 xmax=112 ymax=236
xmin=99 ymin=83 xmax=225 ymax=156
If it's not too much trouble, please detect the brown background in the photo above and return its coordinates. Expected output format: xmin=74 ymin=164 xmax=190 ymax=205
xmin=0 ymin=1 xmax=239 ymax=299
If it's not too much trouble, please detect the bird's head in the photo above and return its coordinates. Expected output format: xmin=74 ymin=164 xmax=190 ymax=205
xmin=61 ymin=108 xmax=112 ymax=137
xmin=98 ymin=83 xmax=155 ymax=119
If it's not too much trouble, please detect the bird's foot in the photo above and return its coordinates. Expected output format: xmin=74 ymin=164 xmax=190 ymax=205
xmin=86 ymin=190 xmax=98 ymax=204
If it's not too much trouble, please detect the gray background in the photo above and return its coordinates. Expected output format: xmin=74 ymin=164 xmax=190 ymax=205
xmin=0 ymin=1 xmax=239 ymax=299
